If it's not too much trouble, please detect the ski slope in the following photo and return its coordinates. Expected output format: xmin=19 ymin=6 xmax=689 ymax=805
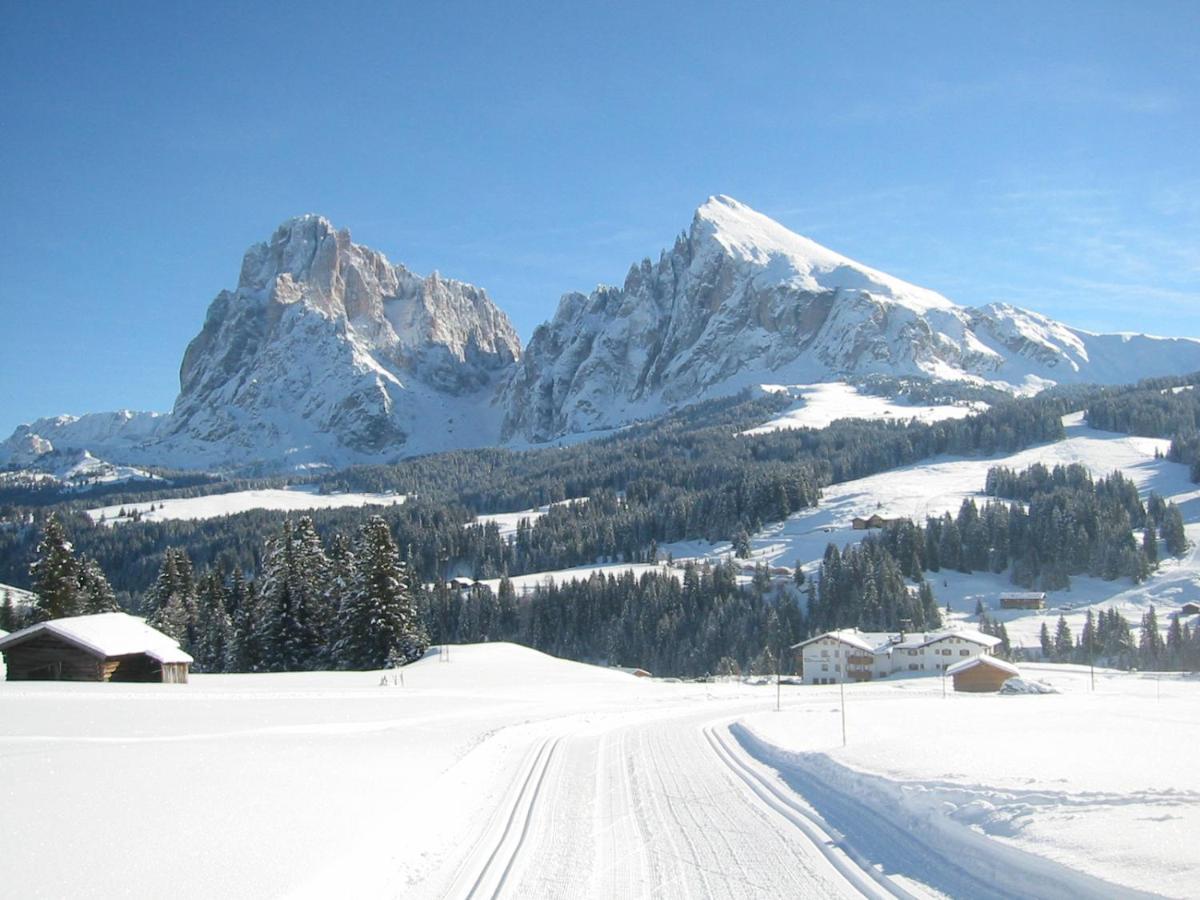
xmin=3 ymin=644 xmax=1190 ymax=898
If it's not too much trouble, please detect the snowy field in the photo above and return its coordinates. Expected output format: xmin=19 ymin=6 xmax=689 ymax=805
xmin=743 ymin=382 xmax=985 ymax=435
xmin=742 ymin=663 xmax=1200 ymax=899
xmin=666 ymin=412 xmax=1200 ymax=645
xmin=472 ymin=497 xmax=588 ymax=539
xmin=2 ymin=644 xmax=1193 ymax=898
xmin=85 ymin=485 xmax=406 ymax=525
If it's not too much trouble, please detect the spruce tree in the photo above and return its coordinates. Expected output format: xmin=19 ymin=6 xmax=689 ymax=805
xmin=335 ymin=517 xmax=427 ymax=670
xmin=29 ymin=514 xmax=81 ymax=621
xmin=1053 ymin=615 xmax=1074 ymax=662
xmin=77 ymin=557 xmax=120 ymax=614
xmin=0 ymin=590 xmax=13 ymax=631
xmin=1039 ymin=622 xmax=1053 ymax=660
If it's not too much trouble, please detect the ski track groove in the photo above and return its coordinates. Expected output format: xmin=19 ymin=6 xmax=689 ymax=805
xmin=447 ymin=735 xmax=562 ymax=900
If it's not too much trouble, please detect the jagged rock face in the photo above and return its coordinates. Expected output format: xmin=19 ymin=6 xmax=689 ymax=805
xmin=169 ymin=215 xmax=521 ymax=461
xmin=500 ymin=196 xmax=1200 ymax=441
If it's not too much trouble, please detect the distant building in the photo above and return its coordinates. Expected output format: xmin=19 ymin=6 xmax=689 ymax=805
xmin=947 ymin=655 xmax=1020 ymax=692
xmin=791 ymin=628 xmax=1000 ymax=685
xmin=1179 ymin=602 xmax=1200 ymax=617
xmin=0 ymin=613 xmax=192 ymax=683
xmin=1000 ymin=592 xmax=1046 ymax=610
xmin=851 ymin=514 xmax=905 ymax=531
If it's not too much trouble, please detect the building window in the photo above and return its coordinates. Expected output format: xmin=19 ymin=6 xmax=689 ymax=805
xmin=960 ymin=649 xmax=970 ymax=656
xmin=822 ymin=663 xmax=828 ymax=671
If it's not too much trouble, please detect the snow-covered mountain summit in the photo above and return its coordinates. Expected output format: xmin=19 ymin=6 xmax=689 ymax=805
xmin=165 ymin=213 xmax=521 ymax=464
xmin=499 ymin=196 xmax=1200 ymax=441
xmin=5 ymin=198 xmax=1200 ymax=469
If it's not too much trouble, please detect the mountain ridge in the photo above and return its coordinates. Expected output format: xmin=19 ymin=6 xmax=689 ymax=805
xmin=6 ymin=198 xmax=1200 ymax=470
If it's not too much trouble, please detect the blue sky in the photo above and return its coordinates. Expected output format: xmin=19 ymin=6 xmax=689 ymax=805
xmin=1 ymin=1 xmax=1198 ymax=434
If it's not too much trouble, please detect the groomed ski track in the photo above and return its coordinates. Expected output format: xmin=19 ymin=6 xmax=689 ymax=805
xmin=432 ymin=700 xmax=1152 ymax=900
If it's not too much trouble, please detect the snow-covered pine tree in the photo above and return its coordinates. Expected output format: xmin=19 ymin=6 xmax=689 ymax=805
xmin=29 ymin=513 xmax=81 ymax=621
xmin=334 ymin=516 xmax=427 ymax=670
xmin=0 ymin=590 xmax=14 ymax=631
xmin=145 ymin=549 xmax=198 ymax=649
xmin=77 ymin=557 xmax=120 ymax=614
xmin=1039 ymin=622 xmax=1053 ymax=660
xmin=194 ymin=568 xmax=233 ymax=673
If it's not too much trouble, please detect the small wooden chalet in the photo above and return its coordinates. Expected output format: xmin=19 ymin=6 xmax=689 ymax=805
xmin=1179 ymin=602 xmax=1200 ymax=617
xmin=852 ymin=514 xmax=902 ymax=531
xmin=1000 ymin=592 xmax=1046 ymax=610
xmin=0 ymin=612 xmax=192 ymax=683
xmin=946 ymin=655 xmax=1019 ymax=693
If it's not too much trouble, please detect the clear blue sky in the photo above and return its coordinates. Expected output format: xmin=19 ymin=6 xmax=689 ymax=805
xmin=2 ymin=1 xmax=1198 ymax=434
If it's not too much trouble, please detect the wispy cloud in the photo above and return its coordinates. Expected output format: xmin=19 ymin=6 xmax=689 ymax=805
xmin=839 ymin=65 xmax=1181 ymax=124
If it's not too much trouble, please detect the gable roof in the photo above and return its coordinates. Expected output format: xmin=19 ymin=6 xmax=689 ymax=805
xmin=946 ymin=655 xmax=1019 ymax=677
xmin=0 ymin=612 xmax=193 ymax=665
xmin=791 ymin=629 xmax=878 ymax=654
xmin=920 ymin=629 xmax=1002 ymax=649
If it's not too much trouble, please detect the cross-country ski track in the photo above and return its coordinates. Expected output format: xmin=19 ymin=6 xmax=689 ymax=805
xmin=426 ymin=699 xmax=1151 ymax=900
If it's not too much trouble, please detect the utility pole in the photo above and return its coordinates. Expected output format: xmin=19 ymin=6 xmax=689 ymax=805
xmin=775 ymin=650 xmax=782 ymax=713
xmin=839 ymin=678 xmax=847 ymax=747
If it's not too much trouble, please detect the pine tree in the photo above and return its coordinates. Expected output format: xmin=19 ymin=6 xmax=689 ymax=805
xmin=194 ymin=569 xmax=233 ymax=673
xmin=0 ymin=590 xmax=13 ymax=631
xmin=1039 ymin=622 xmax=1053 ymax=660
xmin=1139 ymin=606 xmax=1165 ymax=669
xmin=334 ymin=517 xmax=427 ymax=670
xmin=1162 ymin=503 xmax=1188 ymax=557
xmin=145 ymin=549 xmax=198 ymax=649
xmin=77 ymin=557 xmax=120 ymax=614
xmin=1053 ymin=615 xmax=1073 ymax=662
xmin=29 ymin=514 xmax=81 ymax=621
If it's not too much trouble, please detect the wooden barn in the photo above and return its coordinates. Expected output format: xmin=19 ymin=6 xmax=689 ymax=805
xmin=946 ymin=655 xmax=1019 ymax=693
xmin=999 ymin=592 xmax=1046 ymax=610
xmin=0 ymin=612 xmax=192 ymax=683
xmin=1180 ymin=602 xmax=1200 ymax=617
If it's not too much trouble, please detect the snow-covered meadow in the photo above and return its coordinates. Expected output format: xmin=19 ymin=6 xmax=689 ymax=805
xmin=86 ymin=485 xmax=406 ymax=525
xmin=743 ymin=382 xmax=985 ymax=435
xmin=1 ymin=645 xmax=1194 ymax=898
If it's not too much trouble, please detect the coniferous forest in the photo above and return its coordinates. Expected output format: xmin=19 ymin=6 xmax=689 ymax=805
xmin=4 ymin=378 xmax=1200 ymax=675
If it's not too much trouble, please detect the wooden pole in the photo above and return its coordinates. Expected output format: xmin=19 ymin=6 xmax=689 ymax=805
xmin=840 ymin=678 xmax=847 ymax=747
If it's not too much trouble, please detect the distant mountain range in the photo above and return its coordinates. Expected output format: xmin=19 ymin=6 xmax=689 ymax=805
xmin=6 ymin=196 xmax=1200 ymax=472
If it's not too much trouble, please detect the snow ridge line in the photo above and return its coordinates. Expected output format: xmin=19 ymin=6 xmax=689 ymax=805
xmin=702 ymin=723 xmax=906 ymax=900
xmin=729 ymin=723 xmax=1162 ymax=900
xmin=445 ymin=735 xmax=563 ymax=900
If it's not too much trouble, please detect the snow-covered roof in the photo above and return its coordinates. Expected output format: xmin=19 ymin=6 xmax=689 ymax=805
xmin=921 ymin=629 xmax=1002 ymax=649
xmin=794 ymin=627 xmax=1002 ymax=654
xmin=946 ymin=655 xmax=1020 ymax=677
xmin=999 ymin=592 xmax=1046 ymax=600
xmin=791 ymin=629 xmax=878 ymax=654
xmin=0 ymin=612 xmax=193 ymax=665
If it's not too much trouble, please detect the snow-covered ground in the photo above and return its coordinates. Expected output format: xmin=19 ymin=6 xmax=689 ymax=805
xmin=744 ymin=382 xmax=985 ymax=435
xmin=477 ymin=560 xmax=676 ymax=595
xmin=2 ymin=645 xmax=1192 ymax=898
xmin=742 ymin=663 xmax=1199 ymax=899
xmin=85 ymin=485 xmax=406 ymax=525
xmin=472 ymin=498 xmax=588 ymax=539
xmin=666 ymin=412 xmax=1200 ymax=644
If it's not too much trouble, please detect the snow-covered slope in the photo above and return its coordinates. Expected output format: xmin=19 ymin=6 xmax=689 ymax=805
xmin=500 ymin=196 xmax=1200 ymax=441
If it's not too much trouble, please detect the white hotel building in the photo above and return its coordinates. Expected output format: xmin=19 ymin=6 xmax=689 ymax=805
xmin=791 ymin=628 xmax=1002 ymax=685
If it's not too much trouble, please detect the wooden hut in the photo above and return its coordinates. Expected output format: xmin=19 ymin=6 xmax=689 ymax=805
xmin=1179 ymin=602 xmax=1200 ymax=617
xmin=0 ymin=613 xmax=192 ymax=683
xmin=999 ymin=592 xmax=1046 ymax=610
xmin=946 ymin=655 xmax=1019 ymax=693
